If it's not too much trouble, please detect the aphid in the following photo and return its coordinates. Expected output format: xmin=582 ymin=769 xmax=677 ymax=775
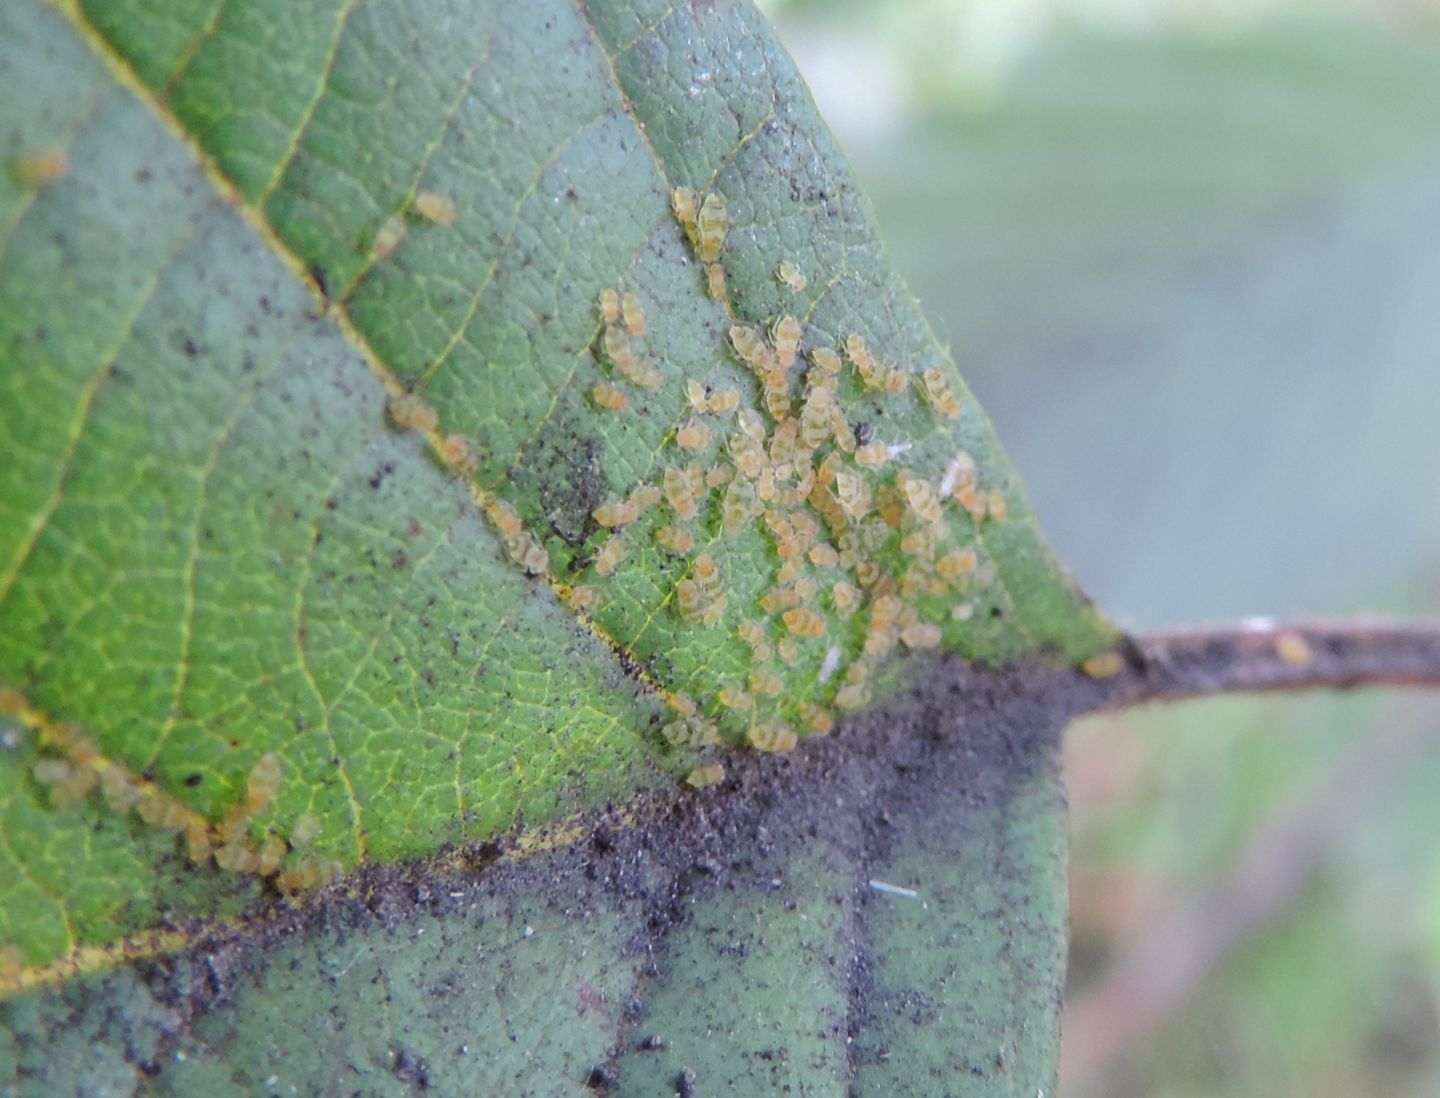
xmin=810 ymin=348 xmax=842 ymax=375
xmin=628 ymin=483 xmax=663 ymax=513
xmin=441 ymin=433 xmax=479 ymax=476
xmin=676 ymin=419 xmax=712 ymax=450
xmin=793 ymin=576 xmax=819 ymax=600
xmin=215 ymin=842 xmax=260 ymax=874
xmin=951 ymin=601 xmax=976 ymax=622
xmin=834 ymin=682 xmax=871 ymax=710
xmin=900 ymin=622 xmax=942 ymax=649
xmin=655 ymin=525 xmax=695 ymax=554
xmin=691 ymin=553 xmax=723 ymax=600
xmin=685 ymin=379 xmax=709 ymax=414
xmin=706 ymin=388 xmax=739 ymax=414
xmin=705 ymin=465 xmax=734 ymax=489
xmin=621 ymin=291 xmax=647 ymax=336
xmin=588 ymin=383 xmax=629 ymax=413
xmin=937 ymin=550 xmax=978 ymax=582
xmin=855 ymin=442 xmax=889 ymax=467
xmin=290 ymin=813 xmax=323 ymax=848
xmin=748 ymin=670 xmax=783 ymax=696
xmin=1276 ymin=631 xmax=1313 ymax=667
xmin=387 ymin=392 xmax=438 ymax=433
xmin=845 ymin=333 xmax=874 ymax=371
xmin=1081 ymin=651 xmax=1125 ymax=679
xmin=729 ymin=325 xmax=772 ymax=373
xmin=761 ymin=370 xmax=791 ymax=421
xmin=593 ymin=534 xmax=628 ymax=576
xmin=675 ymin=579 xmax=707 ymax=624
xmin=706 ymin=262 xmax=727 ymax=300
xmin=900 ymin=528 xmax=937 ymax=561
xmin=662 ymin=716 xmax=719 ymax=747
xmin=772 ymin=315 xmax=802 ymax=369
xmin=415 ymin=191 xmax=457 ymax=225
xmin=718 ymin=685 xmax=752 ymax=709
xmin=685 ymin=763 xmax=726 ymax=789
xmin=669 ymin=692 xmax=698 ymax=718
xmin=279 ymin=855 xmax=343 ymax=893
xmin=246 ymin=753 xmax=283 ymax=814
xmin=491 ymin=499 xmax=524 ymax=542
xmin=99 ymin=765 xmax=139 ymax=811
xmin=938 ymin=452 xmax=977 ymax=498
xmin=898 ymin=473 xmax=943 ymax=523
xmin=182 ymin=819 xmax=211 ymax=865
xmin=671 ymin=186 xmax=699 ymax=242
xmin=12 ymin=149 xmax=69 ymax=188
xmin=799 ymin=388 xmax=834 ymax=451
xmin=818 ymin=646 xmax=842 ymax=684
xmin=514 ymin=534 xmax=549 ymax=575
xmin=372 ymin=215 xmax=408 ymax=259
xmin=748 ymin=721 xmax=797 ymax=753
xmin=954 ymin=481 xmax=986 ymax=522
xmin=721 ymin=479 xmax=758 ymax=536
xmin=661 ymin=466 xmax=700 ymax=520
xmin=603 ymin=324 xmax=635 ymax=373
xmin=834 ymin=469 xmax=872 ymax=521
xmin=776 ymin=260 xmax=807 ymax=291
xmin=257 ymin=835 xmax=286 ymax=876
xmin=986 ymin=489 xmax=1008 ymax=522
xmin=593 ymin=498 xmax=637 ymax=528
xmin=808 ymin=543 xmax=839 ymax=569
xmin=697 ymin=192 xmax=728 ymax=261
xmin=782 ymin=607 xmax=826 ymax=638
xmin=921 ymin=367 xmax=962 ymax=419
xmin=801 ymin=703 xmax=834 ymax=735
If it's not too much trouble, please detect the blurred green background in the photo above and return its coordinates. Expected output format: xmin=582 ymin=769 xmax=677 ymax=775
xmin=760 ymin=1 xmax=1440 ymax=1094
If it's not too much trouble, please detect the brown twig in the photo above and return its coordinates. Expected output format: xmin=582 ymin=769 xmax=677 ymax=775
xmin=1088 ymin=616 xmax=1440 ymax=712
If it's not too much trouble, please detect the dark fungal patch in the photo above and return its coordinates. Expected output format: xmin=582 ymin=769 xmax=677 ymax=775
xmin=513 ymin=412 xmax=606 ymax=550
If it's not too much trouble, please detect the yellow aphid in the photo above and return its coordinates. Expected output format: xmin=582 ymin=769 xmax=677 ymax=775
xmin=669 ymin=692 xmax=698 ymax=718
xmin=675 ymin=579 xmax=708 ymax=624
xmin=387 ymin=392 xmax=438 ymax=432
xmin=12 ymin=149 xmax=69 ymax=188
xmin=798 ymin=390 xmax=833 ymax=451
xmin=672 ymin=185 xmax=699 ymax=241
xmin=655 ymin=525 xmax=696 ymax=554
xmin=706 ymin=465 xmax=734 ymax=489
xmin=954 ymin=482 xmax=986 ymax=522
xmin=853 ymin=443 xmax=886 ymax=468
xmin=720 ymin=479 xmax=756 ymax=536
xmin=782 ymin=607 xmax=826 ymax=638
xmin=737 ymin=620 xmax=767 ymax=648
xmin=255 ymin=836 xmax=285 ymax=876
xmin=729 ymin=325 xmax=771 ymax=372
xmin=808 ymin=543 xmax=839 ymax=568
xmin=415 ymin=191 xmax=457 ymax=225
xmin=246 ymin=753 xmax=283 ymax=814
xmin=899 ymin=474 xmax=943 ymax=523
xmin=662 ymin=716 xmax=719 ymax=747
xmin=883 ymin=368 xmax=909 ymax=394
xmin=749 ymin=670 xmax=783 ymax=696
xmin=290 ymin=813 xmax=323 ymax=848
xmin=697 ymin=192 xmax=728 ymax=261
xmin=215 ymin=842 xmax=261 ymax=874
xmin=801 ymin=703 xmax=834 ymax=735
xmin=599 ymin=288 xmax=621 ymax=324
xmin=685 ymin=379 xmax=708 ymax=414
xmin=718 ymin=685 xmax=752 ymax=709
xmin=937 ymin=550 xmax=978 ymax=581
xmin=1081 ymin=651 xmax=1125 ymax=679
xmin=707 ymin=388 xmax=739 ymax=414
xmin=590 ymin=383 xmax=628 ymax=411
xmin=629 ymin=483 xmax=663 ymax=513
xmin=216 ymin=804 xmax=249 ymax=845
xmin=900 ymin=528 xmax=936 ymax=560
xmin=372 ymin=215 xmax=408 ymax=259
xmin=986 ymin=489 xmax=1008 ymax=522
xmin=186 ymin=820 xmax=212 ymax=866
xmin=662 ymin=466 xmax=699 ymax=520
xmin=762 ymin=370 xmax=791 ymax=421
xmin=810 ymin=348 xmax=842 ymax=375
xmin=921 ymin=367 xmax=962 ymax=418
xmin=1276 ymin=631 xmax=1314 ymax=667
xmin=593 ymin=534 xmax=628 ymax=576
xmin=686 ymin=763 xmax=726 ymax=789
xmin=279 ymin=855 xmax=342 ymax=894
xmin=835 ymin=682 xmax=871 ymax=711
xmin=706 ymin=262 xmax=727 ymax=300
xmin=692 ymin=553 xmax=723 ymax=598
xmin=603 ymin=324 xmax=635 ymax=372
xmin=442 ymin=433 xmax=479 ymax=476
xmin=900 ymin=622 xmax=942 ymax=649
xmin=772 ymin=315 xmax=802 ymax=369
xmin=776 ymin=260 xmax=807 ymax=291
xmin=491 ymin=499 xmax=525 ymax=541
xmin=99 ymin=765 xmax=139 ymax=812
xmin=676 ymin=419 xmax=712 ymax=450
xmin=834 ymin=470 xmax=872 ymax=521
xmin=748 ymin=722 xmax=797 ymax=753
xmin=621 ymin=291 xmax=647 ymax=336
xmin=845 ymin=333 xmax=873 ymax=370
xmin=593 ymin=498 xmax=639 ymax=528
xmin=517 ymin=536 xmax=549 ymax=572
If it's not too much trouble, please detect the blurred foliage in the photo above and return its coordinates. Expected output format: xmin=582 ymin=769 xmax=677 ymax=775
xmin=764 ymin=1 xmax=1440 ymax=1095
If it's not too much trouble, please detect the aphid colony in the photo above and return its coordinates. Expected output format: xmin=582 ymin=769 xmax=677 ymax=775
xmin=568 ymin=186 xmax=1008 ymax=759
xmin=0 ymin=688 xmax=341 ymax=894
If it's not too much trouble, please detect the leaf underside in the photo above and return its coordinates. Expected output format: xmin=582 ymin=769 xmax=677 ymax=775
xmin=0 ymin=0 xmax=1108 ymax=1091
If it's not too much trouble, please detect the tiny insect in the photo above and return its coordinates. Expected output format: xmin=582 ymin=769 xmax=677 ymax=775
xmin=490 ymin=499 xmax=525 ymax=542
xmin=441 ymin=433 xmax=479 ymax=476
xmin=593 ymin=498 xmax=639 ymax=528
xmin=721 ymin=479 xmax=757 ymax=536
xmin=706 ymin=388 xmax=739 ymax=414
xmin=12 ymin=149 xmax=69 ymax=188
xmin=655 ymin=525 xmax=696 ymax=554
xmin=936 ymin=549 xmax=978 ymax=581
xmin=685 ymin=763 xmax=726 ymax=789
xmin=900 ymin=622 xmax=942 ymax=649
xmin=834 ymin=682 xmax=871 ymax=711
xmin=415 ymin=191 xmax=457 ymax=225
xmin=898 ymin=473 xmax=944 ymax=523
xmin=662 ymin=466 xmax=700 ymax=520
xmin=685 ymin=379 xmax=709 ymax=414
xmin=729 ymin=325 xmax=771 ymax=373
xmin=599 ymin=288 xmax=621 ymax=325
xmin=776 ymin=260 xmax=807 ymax=292
xmin=782 ymin=607 xmax=826 ymax=638
xmin=748 ymin=721 xmax=797 ymax=753
xmin=676 ymin=419 xmax=712 ymax=450
xmin=1081 ymin=651 xmax=1125 ymax=679
xmin=748 ymin=669 xmax=783 ymax=696
xmin=662 ymin=715 xmax=719 ymax=747
xmin=810 ymin=348 xmax=842 ymax=375
xmin=372 ymin=215 xmax=408 ymax=259
xmin=817 ymin=646 xmax=842 ymax=684
xmin=669 ymin=692 xmax=698 ymax=718
xmin=761 ymin=370 xmax=791 ymax=421
xmin=593 ymin=534 xmax=628 ymax=576
xmin=99 ymin=765 xmax=139 ymax=811
xmin=705 ymin=262 xmax=727 ymax=300
xmin=807 ymin=543 xmax=839 ymax=569
xmin=586 ymin=385 xmax=627 ymax=415
xmin=801 ymin=703 xmax=834 ymax=735
xmin=186 ymin=820 xmax=212 ymax=865
xmin=387 ymin=392 xmax=438 ymax=432
xmin=246 ymin=753 xmax=283 ymax=814
xmin=921 ymin=367 xmax=962 ymax=418
xmin=290 ymin=813 xmax=323 ymax=848
xmin=772 ymin=315 xmax=802 ymax=369
xmin=672 ymin=186 xmax=699 ymax=242
xmin=697 ymin=192 xmax=728 ymax=261
xmin=621 ymin=291 xmax=646 ymax=336
xmin=718 ymin=685 xmax=752 ymax=709
xmin=938 ymin=452 xmax=977 ymax=498
xmin=986 ymin=489 xmax=1008 ymax=522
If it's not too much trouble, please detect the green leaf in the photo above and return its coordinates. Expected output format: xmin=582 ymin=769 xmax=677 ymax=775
xmin=0 ymin=0 xmax=1108 ymax=1091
